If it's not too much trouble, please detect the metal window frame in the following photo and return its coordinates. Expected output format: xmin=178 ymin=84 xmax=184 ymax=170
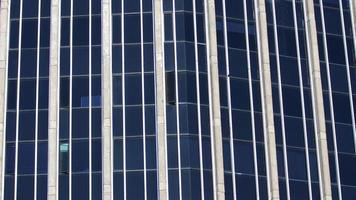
xmin=89 ymin=0 xmax=93 ymax=199
xmin=34 ymin=0 xmax=43 ymax=198
xmin=68 ymin=0 xmax=73 ymax=199
xmin=243 ymin=0 xmax=261 ymax=198
xmin=55 ymin=1 xmax=62 ymax=199
xmin=317 ymin=0 xmax=343 ymax=198
xmin=338 ymin=0 xmax=356 ymax=153
xmin=13 ymin=0 xmax=24 ymax=199
xmin=139 ymin=0 xmax=148 ymax=199
xmin=269 ymin=0 xmax=291 ymax=198
xmin=220 ymin=0 xmax=237 ymax=198
xmin=120 ymin=0 xmax=127 ymax=199
xmin=170 ymin=1 xmax=183 ymax=199
xmin=291 ymin=1 xmax=313 ymax=198
xmin=192 ymin=0 xmax=206 ymax=199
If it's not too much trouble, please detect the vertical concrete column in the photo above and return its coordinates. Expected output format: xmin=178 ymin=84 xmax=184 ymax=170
xmin=304 ymin=1 xmax=332 ymax=199
xmin=48 ymin=0 xmax=60 ymax=199
xmin=254 ymin=0 xmax=280 ymax=199
xmin=0 ymin=1 xmax=10 ymax=199
xmin=47 ymin=0 xmax=60 ymax=197
xmin=153 ymin=0 xmax=168 ymax=199
xmin=102 ymin=0 xmax=113 ymax=199
xmin=205 ymin=0 xmax=225 ymax=199
xmin=351 ymin=0 xmax=356 ymax=154
xmin=351 ymin=0 xmax=356 ymax=69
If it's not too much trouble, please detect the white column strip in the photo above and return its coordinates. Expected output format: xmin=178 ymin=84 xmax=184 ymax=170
xmin=101 ymin=0 xmax=113 ymax=199
xmin=0 ymin=0 xmax=11 ymax=199
xmin=48 ymin=0 xmax=61 ymax=199
xmin=204 ymin=0 xmax=225 ymax=199
xmin=254 ymin=0 xmax=280 ymax=199
xmin=154 ymin=0 xmax=169 ymax=199
xmin=303 ymin=0 xmax=332 ymax=199
xmin=350 ymin=0 xmax=356 ymax=153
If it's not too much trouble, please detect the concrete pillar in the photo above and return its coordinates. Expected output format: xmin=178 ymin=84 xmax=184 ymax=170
xmin=47 ymin=0 xmax=60 ymax=199
xmin=351 ymin=0 xmax=356 ymax=47
xmin=205 ymin=0 xmax=225 ymax=199
xmin=0 ymin=1 xmax=10 ymax=199
xmin=102 ymin=0 xmax=113 ymax=199
xmin=345 ymin=1 xmax=356 ymax=152
xmin=254 ymin=0 xmax=280 ymax=199
xmin=153 ymin=0 xmax=168 ymax=199
xmin=304 ymin=1 xmax=332 ymax=199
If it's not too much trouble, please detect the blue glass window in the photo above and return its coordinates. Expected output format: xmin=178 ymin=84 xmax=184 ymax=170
xmin=126 ymin=171 xmax=144 ymax=199
xmin=18 ymin=111 xmax=36 ymax=140
xmin=72 ymin=140 xmax=89 ymax=172
xmin=126 ymin=138 xmax=143 ymax=170
xmin=72 ymin=108 xmax=89 ymax=138
xmin=20 ymin=49 xmax=37 ymax=78
xmin=21 ymin=19 xmax=38 ymax=48
xmin=125 ymin=106 xmax=143 ymax=136
xmin=19 ymin=79 xmax=36 ymax=109
xmin=124 ymin=45 xmax=141 ymax=72
xmin=73 ymin=17 xmax=89 ymax=46
xmin=124 ymin=14 xmax=140 ymax=43
xmin=125 ymin=74 xmax=142 ymax=105
xmin=74 ymin=0 xmax=89 ymax=15
xmin=17 ymin=142 xmax=35 ymax=174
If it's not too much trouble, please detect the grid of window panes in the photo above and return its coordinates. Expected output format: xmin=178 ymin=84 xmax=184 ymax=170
xmin=163 ymin=0 xmax=215 ymax=199
xmin=314 ymin=0 xmax=356 ymax=198
xmin=3 ymin=0 xmax=50 ymax=199
xmin=111 ymin=0 xmax=157 ymax=199
xmin=266 ymin=0 xmax=322 ymax=199
xmin=215 ymin=0 xmax=268 ymax=199
xmin=58 ymin=0 xmax=102 ymax=199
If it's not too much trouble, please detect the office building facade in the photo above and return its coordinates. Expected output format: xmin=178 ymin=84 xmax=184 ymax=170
xmin=0 ymin=0 xmax=355 ymax=199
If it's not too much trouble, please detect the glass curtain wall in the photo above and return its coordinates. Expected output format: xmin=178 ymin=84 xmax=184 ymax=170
xmin=4 ymin=0 xmax=50 ymax=199
xmin=314 ymin=0 xmax=356 ymax=198
xmin=215 ymin=0 xmax=268 ymax=199
xmin=265 ymin=0 xmax=322 ymax=199
xmin=58 ymin=0 xmax=102 ymax=199
xmin=163 ymin=0 xmax=214 ymax=199
xmin=112 ymin=0 xmax=157 ymax=199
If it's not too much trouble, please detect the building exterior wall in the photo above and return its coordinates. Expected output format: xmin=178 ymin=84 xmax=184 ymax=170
xmin=314 ymin=0 xmax=356 ymax=199
xmin=0 ymin=0 xmax=355 ymax=199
